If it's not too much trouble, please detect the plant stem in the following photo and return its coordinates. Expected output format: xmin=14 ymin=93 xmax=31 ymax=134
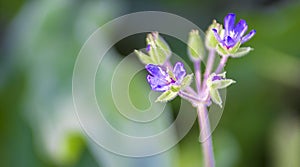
xmin=178 ymin=91 xmax=202 ymax=104
xmin=215 ymin=55 xmax=228 ymax=74
xmin=202 ymin=49 xmax=216 ymax=91
xmin=197 ymin=104 xmax=215 ymax=167
xmin=194 ymin=61 xmax=201 ymax=94
xmin=204 ymin=49 xmax=216 ymax=80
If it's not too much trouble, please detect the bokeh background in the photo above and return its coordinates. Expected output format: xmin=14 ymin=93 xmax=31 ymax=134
xmin=1 ymin=0 xmax=300 ymax=167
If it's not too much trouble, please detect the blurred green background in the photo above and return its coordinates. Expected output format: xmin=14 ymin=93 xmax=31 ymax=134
xmin=1 ymin=0 xmax=300 ymax=167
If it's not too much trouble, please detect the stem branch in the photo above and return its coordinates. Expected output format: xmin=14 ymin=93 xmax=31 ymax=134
xmin=194 ymin=61 xmax=202 ymax=94
xmin=215 ymin=55 xmax=229 ymax=74
xmin=197 ymin=104 xmax=215 ymax=167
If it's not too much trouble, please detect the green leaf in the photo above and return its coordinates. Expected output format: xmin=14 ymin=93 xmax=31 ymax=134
xmin=211 ymin=79 xmax=236 ymax=89
xmin=180 ymin=74 xmax=193 ymax=89
xmin=231 ymin=47 xmax=253 ymax=58
xmin=209 ymin=88 xmax=222 ymax=107
xmin=134 ymin=50 xmax=153 ymax=64
xmin=187 ymin=30 xmax=205 ymax=61
xmin=155 ymin=90 xmax=178 ymax=102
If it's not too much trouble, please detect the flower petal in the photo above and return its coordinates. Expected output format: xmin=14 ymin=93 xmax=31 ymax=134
xmin=224 ymin=36 xmax=236 ymax=48
xmin=145 ymin=64 xmax=167 ymax=78
xmin=241 ymin=29 xmax=256 ymax=44
xmin=234 ymin=19 xmax=248 ymax=39
xmin=224 ymin=13 xmax=236 ymax=35
xmin=147 ymin=75 xmax=169 ymax=92
xmin=212 ymin=75 xmax=223 ymax=81
xmin=212 ymin=29 xmax=224 ymax=43
xmin=173 ymin=62 xmax=186 ymax=82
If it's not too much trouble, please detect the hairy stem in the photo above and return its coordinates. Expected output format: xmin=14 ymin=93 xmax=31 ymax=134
xmin=194 ymin=61 xmax=202 ymax=94
xmin=197 ymin=104 xmax=215 ymax=167
xmin=204 ymin=49 xmax=216 ymax=80
xmin=202 ymin=49 xmax=216 ymax=91
xmin=215 ymin=55 xmax=228 ymax=74
xmin=178 ymin=91 xmax=202 ymax=104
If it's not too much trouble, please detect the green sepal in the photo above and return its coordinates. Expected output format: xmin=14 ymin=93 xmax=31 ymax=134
xmin=153 ymin=32 xmax=172 ymax=58
xmin=211 ymin=79 xmax=236 ymax=89
xmin=180 ymin=74 xmax=193 ymax=89
xmin=134 ymin=50 xmax=154 ymax=65
xmin=187 ymin=30 xmax=205 ymax=61
xmin=228 ymin=42 xmax=241 ymax=54
xmin=207 ymin=72 xmax=236 ymax=108
xmin=216 ymin=44 xmax=229 ymax=56
xmin=209 ymin=88 xmax=222 ymax=107
xmin=167 ymin=67 xmax=176 ymax=81
xmin=216 ymin=42 xmax=241 ymax=57
xmin=170 ymin=85 xmax=180 ymax=92
xmin=231 ymin=47 xmax=253 ymax=58
xmin=155 ymin=89 xmax=178 ymax=102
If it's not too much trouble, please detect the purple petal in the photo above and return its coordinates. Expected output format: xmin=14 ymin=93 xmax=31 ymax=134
xmin=173 ymin=62 xmax=186 ymax=82
xmin=224 ymin=36 xmax=236 ymax=48
xmin=147 ymin=75 xmax=169 ymax=92
xmin=224 ymin=13 xmax=236 ymax=35
xmin=212 ymin=75 xmax=223 ymax=81
xmin=241 ymin=29 xmax=256 ymax=44
xmin=234 ymin=19 xmax=248 ymax=39
xmin=212 ymin=29 xmax=223 ymax=43
xmin=146 ymin=44 xmax=151 ymax=52
xmin=145 ymin=64 xmax=167 ymax=78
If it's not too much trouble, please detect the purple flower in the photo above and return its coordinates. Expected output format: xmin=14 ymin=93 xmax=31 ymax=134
xmin=146 ymin=62 xmax=186 ymax=92
xmin=213 ymin=13 xmax=256 ymax=49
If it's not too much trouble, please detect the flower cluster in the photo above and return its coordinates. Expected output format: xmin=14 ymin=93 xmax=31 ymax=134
xmin=133 ymin=13 xmax=255 ymax=167
xmin=134 ymin=13 xmax=255 ymax=106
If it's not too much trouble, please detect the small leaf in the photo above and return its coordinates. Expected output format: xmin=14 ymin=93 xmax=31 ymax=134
xmin=155 ymin=90 xmax=178 ymax=102
xmin=211 ymin=79 xmax=236 ymax=89
xmin=188 ymin=30 xmax=205 ymax=61
xmin=134 ymin=50 xmax=153 ymax=64
xmin=231 ymin=47 xmax=253 ymax=58
xmin=180 ymin=74 xmax=194 ymax=89
xmin=209 ymin=88 xmax=222 ymax=107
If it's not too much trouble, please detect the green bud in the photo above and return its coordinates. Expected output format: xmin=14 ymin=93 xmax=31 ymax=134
xmin=144 ymin=32 xmax=172 ymax=65
xmin=152 ymin=32 xmax=172 ymax=58
xmin=187 ymin=30 xmax=205 ymax=61
xmin=134 ymin=50 xmax=154 ymax=65
xmin=205 ymin=20 xmax=222 ymax=49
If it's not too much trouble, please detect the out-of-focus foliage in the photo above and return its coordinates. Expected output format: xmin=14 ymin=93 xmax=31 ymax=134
xmin=1 ymin=0 xmax=300 ymax=167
